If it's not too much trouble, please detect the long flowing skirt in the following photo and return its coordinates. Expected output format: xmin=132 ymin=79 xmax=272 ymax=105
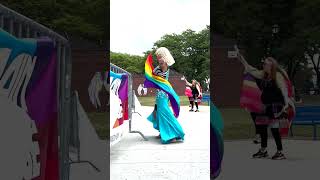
xmin=147 ymin=91 xmax=185 ymax=144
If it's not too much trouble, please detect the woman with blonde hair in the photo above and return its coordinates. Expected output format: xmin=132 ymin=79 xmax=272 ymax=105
xmin=147 ymin=47 xmax=185 ymax=144
xmin=235 ymin=45 xmax=292 ymax=160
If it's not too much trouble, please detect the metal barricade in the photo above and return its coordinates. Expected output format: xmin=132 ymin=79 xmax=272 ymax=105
xmin=69 ymin=91 xmax=100 ymax=172
xmin=110 ymin=63 xmax=147 ymax=140
xmin=0 ymin=4 xmax=71 ymax=180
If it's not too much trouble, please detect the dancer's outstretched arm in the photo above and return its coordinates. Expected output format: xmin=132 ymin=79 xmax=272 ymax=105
xmin=234 ymin=45 xmax=264 ymax=79
xmin=234 ymin=45 xmax=249 ymax=67
xmin=183 ymin=76 xmax=192 ymax=86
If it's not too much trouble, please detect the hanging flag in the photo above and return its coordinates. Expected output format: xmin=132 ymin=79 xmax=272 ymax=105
xmin=0 ymin=29 xmax=58 ymax=180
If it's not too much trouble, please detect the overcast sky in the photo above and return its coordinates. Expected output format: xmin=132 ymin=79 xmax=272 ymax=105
xmin=110 ymin=0 xmax=210 ymax=56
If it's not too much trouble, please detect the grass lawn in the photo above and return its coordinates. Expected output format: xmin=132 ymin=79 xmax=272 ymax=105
xmin=88 ymin=111 xmax=109 ymax=140
xmin=220 ymin=95 xmax=320 ymax=140
xmin=298 ymin=95 xmax=320 ymax=106
xmin=86 ymin=95 xmax=320 ymax=141
xmin=138 ymin=96 xmax=209 ymax=106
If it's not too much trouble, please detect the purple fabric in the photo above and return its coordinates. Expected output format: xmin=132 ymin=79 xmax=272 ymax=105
xmin=243 ymin=73 xmax=255 ymax=81
xmin=1 ymin=31 xmax=59 ymax=179
xmin=26 ymin=37 xmax=57 ymax=124
xmin=211 ymin=127 xmax=221 ymax=178
xmin=25 ymin=37 xmax=59 ymax=180
xmin=118 ymin=74 xmax=128 ymax=103
xmin=144 ymin=79 xmax=180 ymax=117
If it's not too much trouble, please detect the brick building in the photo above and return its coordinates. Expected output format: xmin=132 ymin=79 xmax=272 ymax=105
xmin=211 ymin=34 xmax=244 ymax=107
xmin=133 ymin=70 xmax=186 ymax=97
xmin=70 ymin=37 xmax=107 ymax=112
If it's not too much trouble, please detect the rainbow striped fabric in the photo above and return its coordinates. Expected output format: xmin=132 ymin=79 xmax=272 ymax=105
xmin=240 ymin=73 xmax=296 ymax=137
xmin=143 ymin=54 xmax=180 ymax=117
xmin=240 ymin=73 xmax=264 ymax=113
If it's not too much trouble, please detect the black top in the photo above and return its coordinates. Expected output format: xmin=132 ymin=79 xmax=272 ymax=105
xmin=255 ymin=78 xmax=263 ymax=90
xmin=260 ymin=79 xmax=285 ymax=105
xmin=190 ymin=85 xmax=199 ymax=95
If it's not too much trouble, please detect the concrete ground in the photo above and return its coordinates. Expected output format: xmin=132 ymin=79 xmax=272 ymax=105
xmin=69 ymin=100 xmax=107 ymax=180
xmin=110 ymin=105 xmax=210 ymax=180
xmin=217 ymin=139 xmax=320 ymax=180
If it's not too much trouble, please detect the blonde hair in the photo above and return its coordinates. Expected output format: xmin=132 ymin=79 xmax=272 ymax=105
xmin=155 ymin=47 xmax=175 ymax=66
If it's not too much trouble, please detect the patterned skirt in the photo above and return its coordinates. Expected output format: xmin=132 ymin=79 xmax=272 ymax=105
xmin=255 ymin=103 xmax=287 ymax=127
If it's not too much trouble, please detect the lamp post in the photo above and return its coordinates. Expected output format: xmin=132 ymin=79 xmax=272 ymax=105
xmin=269 ymin=24 xmax=279 ymax=56
xmin=272 ymin=24 xmax=280 ymax=34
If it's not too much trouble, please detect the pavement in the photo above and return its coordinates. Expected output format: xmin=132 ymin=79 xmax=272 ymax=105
xmin=110 ymin=105 xmax=210 ymax=180
xmin=217 ymin=139 xmax=320 ymax=180
xmin=69 ymin=100 xmax=107 ymax=180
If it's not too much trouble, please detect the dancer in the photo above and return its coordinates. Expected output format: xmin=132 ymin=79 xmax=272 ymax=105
xmin=184 ymin=78 xmax=202 ymax=112
xmin=235 ymin=45 xmax=290 ymax=160
xmin=144 ymin=47 xmax=185 ymax=144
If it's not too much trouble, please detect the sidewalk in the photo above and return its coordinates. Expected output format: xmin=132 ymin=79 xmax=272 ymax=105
xmin=110 ymin=106 xmax=210 ymax=180
xmin=217 ymin=139 xmax=320 ymax=180
xmin=69 ymin=100 xmax=107 ymax=180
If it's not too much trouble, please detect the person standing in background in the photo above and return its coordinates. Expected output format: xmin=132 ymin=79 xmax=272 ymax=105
xmin=184 ymin=78 xmax=202 ymax=112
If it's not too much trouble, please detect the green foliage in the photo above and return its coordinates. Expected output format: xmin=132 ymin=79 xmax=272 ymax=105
xmin=213 ymin=0 xmax=320 ymax=84
xmin=1 ymin=0 xmax=107 ymax=45
xmin=110 ymin=52 xmax=145 ymax=74
xmin=111 ymin=26 xmax=210 ymax=87
xmin=147 ymin=26 xmax=210 ymax=86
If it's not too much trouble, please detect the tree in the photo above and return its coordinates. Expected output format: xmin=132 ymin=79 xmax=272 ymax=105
xmin=290 ymin=0 xmax=320 ymax=90
xmin=1 ymin=0 xmax=107 ymax=46
xmin=213 ymin=0 xmax=296 ymax=64
xmin=110 ymin=52 xmax=145 ymax=74
xmin=212 ymin=0 xmax=320 ymax=88
xmin=147 ymin=26 xmax=210 ymax=86
xmin=304 ymin=45 xmax=320 ymax=90
xmin=111 ymin=26 xmax=209 ymax=83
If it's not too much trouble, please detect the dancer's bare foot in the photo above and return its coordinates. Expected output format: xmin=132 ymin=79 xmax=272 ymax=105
xmin=170 ymin=138 xmax=177 ymax=143
xmin=156 ymin=134 xmax=161 ymax=139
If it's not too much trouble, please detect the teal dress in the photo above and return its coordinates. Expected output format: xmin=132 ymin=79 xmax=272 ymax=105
xmin=211 ymin=103 xmax=224 ymax=178
xmin=147 ymin=69 xmax=185 ymax=144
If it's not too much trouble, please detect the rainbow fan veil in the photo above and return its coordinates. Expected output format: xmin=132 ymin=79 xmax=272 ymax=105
xmin=211 ymin=102 xmax=224 ymax=179
xmin=240 ymin=73 xmax=296 ymax=137
xmin=143 ymin=54 xmax=180 ymax=117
